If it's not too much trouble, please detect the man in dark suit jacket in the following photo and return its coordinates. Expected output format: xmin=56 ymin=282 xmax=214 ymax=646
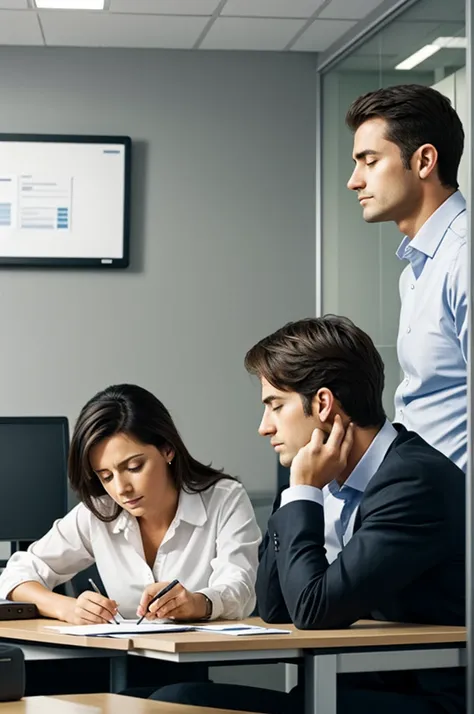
xmin=150 ymin=316 xmax=465 ymax=714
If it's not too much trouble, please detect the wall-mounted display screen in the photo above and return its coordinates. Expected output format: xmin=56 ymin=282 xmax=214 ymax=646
xmin=0 ymin=134 xmax=131 ymax=268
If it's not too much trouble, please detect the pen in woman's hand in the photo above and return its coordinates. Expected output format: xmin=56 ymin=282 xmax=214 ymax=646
xmin=88 ymin=578 xmax=120 ymax=625
xmin=137 ymin=579 xmax=180 ymax=624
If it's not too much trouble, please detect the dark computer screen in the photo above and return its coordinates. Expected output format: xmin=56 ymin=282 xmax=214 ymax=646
xmin=0 ymin=417 xmax=69 ymax=541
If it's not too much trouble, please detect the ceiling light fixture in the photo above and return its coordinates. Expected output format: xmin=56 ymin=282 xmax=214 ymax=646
xmin=395 ymin=36 xmax=466 ymax=70
xmin=433 ymin=36 xmax=467 ymax=49
xmin=34 ymin=0 xmax=105 ymax=9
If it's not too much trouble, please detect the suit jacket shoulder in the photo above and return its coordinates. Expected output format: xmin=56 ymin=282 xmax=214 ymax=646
xmin=358 ymin=428 xmax=464 ymax=531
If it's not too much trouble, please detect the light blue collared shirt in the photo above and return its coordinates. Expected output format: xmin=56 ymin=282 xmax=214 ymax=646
xmin=394 ymin=191 xmax=467 ymax=472
xmin=280 ymin=420 xmax=398 ymax=563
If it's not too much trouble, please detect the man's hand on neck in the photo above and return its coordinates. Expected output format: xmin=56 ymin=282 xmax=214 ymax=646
xmin=289 ymin=415 xmax=354 ymax=490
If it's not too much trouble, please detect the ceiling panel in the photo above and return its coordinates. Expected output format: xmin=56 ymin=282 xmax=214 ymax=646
xmin=0 ymin=10 xmax=44 ymax=44
xmin=0 ymin=0 xmax=28 ymax=8
xmin=40 ymin=11 xmax=209 ymax=48
xmin=221 ymin=0 xmax=325 ymax=18
xmin=319 ymin=0 xmax=387 ymax=20
xmin=110 ymin=0 xmax=220 ymax=14
xmin=292 ymin=18 xmax=356 ymax=52
xmin=201 ymin=17 xmax=304 ymax=50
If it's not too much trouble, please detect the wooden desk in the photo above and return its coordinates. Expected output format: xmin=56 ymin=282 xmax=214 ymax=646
xmin=0 ymin=619 xmax=130 ymax=691
xmin=127 ymin=618 xmax=466 ymax=714
xmin=0 ymin=693 xmax=254 ymax=713
xmin=0 ymin=619 xmax=130 ymax=651
xmin=130 ymin=617 xmax=467 ymax=658
xmin=0 ymin=618 xmax=466 ymax=714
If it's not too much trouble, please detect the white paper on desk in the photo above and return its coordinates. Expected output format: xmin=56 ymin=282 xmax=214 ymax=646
xmin=46 ymin=622 xmax=193 ymax=637
xmin=194 ymin=625 xmax=292 ymax=636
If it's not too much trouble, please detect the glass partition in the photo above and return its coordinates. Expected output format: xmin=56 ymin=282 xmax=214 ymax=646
xmin=319 ymin=0 xmax=466 ymax=418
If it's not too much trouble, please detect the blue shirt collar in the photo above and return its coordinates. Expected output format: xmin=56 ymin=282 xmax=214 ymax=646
xmin=396 ymin=190 xmax=466 ymax=263
xmin=329 ymin=419 xmax=398 ymax=496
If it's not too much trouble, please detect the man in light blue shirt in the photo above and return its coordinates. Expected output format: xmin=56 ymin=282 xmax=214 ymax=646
xmin=346 ymin=84 xmax=467 ymax=471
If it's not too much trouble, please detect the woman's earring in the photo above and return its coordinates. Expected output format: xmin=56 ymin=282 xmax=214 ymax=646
xmin=168 ymin=460 xmax=172 ymax=465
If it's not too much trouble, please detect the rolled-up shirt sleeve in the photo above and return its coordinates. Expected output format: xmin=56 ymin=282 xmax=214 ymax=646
xmin=0 ymin=503 xmax=95 ymax=599
xmin=197 ymin=483 xmax=261 ymax=620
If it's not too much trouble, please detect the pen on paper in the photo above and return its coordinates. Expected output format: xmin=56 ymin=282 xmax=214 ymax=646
xmin=137 ymin=579 xmax=180 ymax=625
xmin=88 ymin=578 xmax=120 ymax=625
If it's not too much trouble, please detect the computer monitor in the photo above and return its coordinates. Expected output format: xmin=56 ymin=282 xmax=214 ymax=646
xmin=0 ymin=417 xmax=69 ymax=541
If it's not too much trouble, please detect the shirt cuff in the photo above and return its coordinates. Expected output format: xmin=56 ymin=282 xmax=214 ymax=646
xmin=280 ymin=485 xmax=324 ymax=509
xmin=196 ymin=588 xmax=222 ymax=620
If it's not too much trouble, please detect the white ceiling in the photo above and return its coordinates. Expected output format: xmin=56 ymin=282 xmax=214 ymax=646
xmin=0 ymin=0 xmax=391 ymax=52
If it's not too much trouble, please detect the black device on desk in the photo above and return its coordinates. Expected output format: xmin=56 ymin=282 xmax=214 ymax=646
xmin=0 ymin=599 xmax=38 ymax=620
xmin=0 ymin=643 xmax=25 ymax=701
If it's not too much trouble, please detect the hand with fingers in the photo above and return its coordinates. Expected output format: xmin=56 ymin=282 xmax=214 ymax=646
xmin=137 ymin=581 xmax=208 ymax=622
xmin=290 ymin=414 xmax=354 ymax=490
xmin=61 ymin=590 xmax=119 ymax=625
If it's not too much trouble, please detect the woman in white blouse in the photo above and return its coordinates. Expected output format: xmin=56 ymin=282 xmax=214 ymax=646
xmin=0 ymin=384 xmax=261 ymax=624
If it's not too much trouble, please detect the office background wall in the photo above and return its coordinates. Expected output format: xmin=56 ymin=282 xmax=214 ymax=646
xmin=0 ymin=46 xmax=317 ymax=506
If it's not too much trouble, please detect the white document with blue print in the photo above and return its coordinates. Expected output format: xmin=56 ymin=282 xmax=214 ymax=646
xmin=46 ymin=621 xmax=291 ymax=637
xmin=46 ymin=621 xmax=191 ymax=636
xmin=193 ymin=624 xmax=291 ymax=636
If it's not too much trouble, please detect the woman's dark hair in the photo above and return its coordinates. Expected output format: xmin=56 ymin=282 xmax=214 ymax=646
xmin=346 ymin=84 xmax=464 ymax=189
xmin=245 ymin=315 xmax=385 ymax=429
xmin=69 ymin=384 xmax=235 ymax=522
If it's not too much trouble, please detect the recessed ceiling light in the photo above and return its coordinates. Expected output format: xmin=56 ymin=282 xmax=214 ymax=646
xmin=34 ymin=0 xmax=105 ymax=9
xmin=395 ymin=36 xmax=466 ymax=70
xmin=395 ymin=45 xmax=440 ymax=70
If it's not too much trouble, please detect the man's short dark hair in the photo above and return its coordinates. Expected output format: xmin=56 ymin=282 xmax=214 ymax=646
xmin=245 ymin=316 xmax=386 ymax=428
xmin=346 ymin=84 xmax=464 ymax=190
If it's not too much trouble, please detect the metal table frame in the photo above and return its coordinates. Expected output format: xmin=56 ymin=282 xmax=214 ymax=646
xmin=130 ymin=642 xmax=466 ymax=714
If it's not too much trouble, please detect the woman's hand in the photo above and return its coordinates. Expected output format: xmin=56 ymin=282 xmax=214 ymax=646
xmin=60 ymin=591 xmax=119 ymax=625
xmin=137 ymin=582 xmax=207 ymax=621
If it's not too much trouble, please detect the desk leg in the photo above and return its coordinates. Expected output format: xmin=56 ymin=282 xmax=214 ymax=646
xmin=304 ymin=653 xmax=337 ymax=714
xmin=109 ymin=655 xmax=128 ymax=693
xmin=285 ymin=663 xmax=299 ymax=692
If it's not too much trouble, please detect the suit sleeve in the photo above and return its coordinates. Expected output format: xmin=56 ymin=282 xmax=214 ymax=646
xmin=255 ymin=488 xmax=291 ymax=623
xmin=271 ymin=456 xmax=450 ymax=629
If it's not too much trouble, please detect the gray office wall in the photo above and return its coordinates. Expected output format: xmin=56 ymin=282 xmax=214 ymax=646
xmin=0 ymin=48 xmax=317 ymax=501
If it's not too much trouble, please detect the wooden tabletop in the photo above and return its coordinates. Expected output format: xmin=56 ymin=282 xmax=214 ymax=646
xmin=0 ymin=617 xmax=466 ymax=655
xmin=0 ymin=619 xmax=130 ymax=650
xmin=130 ymin=618 xmax=467 ymax=654
xmin=0 ymin=693 xmax=255 ymax=713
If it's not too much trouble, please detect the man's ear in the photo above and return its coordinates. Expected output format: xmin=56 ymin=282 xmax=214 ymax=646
xmin=413 ymin=144 xmax=438 ymax=181
xmin=312 ymin=388 xmax=334 ymax=423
